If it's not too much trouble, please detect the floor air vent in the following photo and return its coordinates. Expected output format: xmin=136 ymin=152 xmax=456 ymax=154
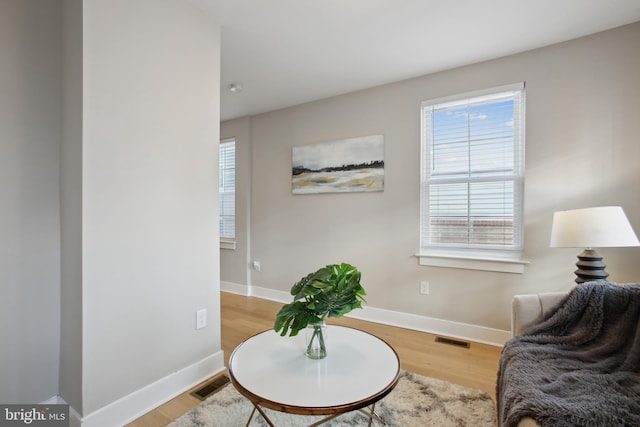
xmin=435 ymin=336 xmax=470 ymax=349
xmin=191 ymin=375 xmax=230 ymax=401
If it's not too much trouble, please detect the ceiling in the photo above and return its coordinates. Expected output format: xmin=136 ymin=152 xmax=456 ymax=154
xmin=220 ymin=0 xmax=640 ymax=121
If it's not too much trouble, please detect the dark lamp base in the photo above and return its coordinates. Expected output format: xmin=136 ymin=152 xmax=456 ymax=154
xmin=574 ymin=248 xmax=609 ymax=284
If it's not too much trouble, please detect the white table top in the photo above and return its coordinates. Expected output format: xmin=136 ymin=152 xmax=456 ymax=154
xmin=228 ymin=325 xmax=400 ymax=414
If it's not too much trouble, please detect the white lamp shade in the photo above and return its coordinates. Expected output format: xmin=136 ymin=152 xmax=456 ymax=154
xmin=550 ymin=206 xmax=640 ymax=248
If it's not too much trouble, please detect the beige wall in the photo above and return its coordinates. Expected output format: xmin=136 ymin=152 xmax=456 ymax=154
xmin=2 ymin=1 xmax=222 ymax=418
xmin=221 ymin=22 xmax=640 ymax=334
xmin=51 ymin=0 xmax=224 ymax=423
xmin=220 ymin=117 xmax=252 ymax=286
xmin=60 ymin=0 xmax=83 ymax=411
xmin=78 ymin=0 xmax=222 ymax=418
xmin=0 ymin=0 xmax=62 ymax=404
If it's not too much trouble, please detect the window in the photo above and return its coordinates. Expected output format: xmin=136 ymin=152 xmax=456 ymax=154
xmin=219 ymin=138 xmax=235 ymax=249
xmin=419 ymin=83 xmax=526 ymax=273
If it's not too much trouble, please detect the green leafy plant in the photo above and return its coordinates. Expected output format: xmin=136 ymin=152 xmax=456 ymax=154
xmin=274 ymin=263 xmax=367 ymax=337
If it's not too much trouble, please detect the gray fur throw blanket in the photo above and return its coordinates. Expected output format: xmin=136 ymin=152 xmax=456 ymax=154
xmin=497 ymin=281 xmax=640 ymax=427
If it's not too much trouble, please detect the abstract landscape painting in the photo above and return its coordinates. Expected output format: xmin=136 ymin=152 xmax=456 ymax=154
xmin=292 ymin=135 xmax=384 ymax=194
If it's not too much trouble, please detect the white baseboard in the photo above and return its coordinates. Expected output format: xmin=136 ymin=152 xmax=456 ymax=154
xmin=220 ymin=280 xmax=251 ymax=297
xmin=63 ymin=350 xmax=225 ymax=427
xmin=221 ymin=281 xmax=510 ymax=346
xmin=40 ymin=395 xmax=66 ymax=405
xmin=39 ymin=395 xmax=82 ymax=427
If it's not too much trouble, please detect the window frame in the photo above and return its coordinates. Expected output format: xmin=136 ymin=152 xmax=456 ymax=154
xmin=418 ymin=83 xmax=528 ymax=273
xmin=219 ymin=137 xmax=236 ymax=250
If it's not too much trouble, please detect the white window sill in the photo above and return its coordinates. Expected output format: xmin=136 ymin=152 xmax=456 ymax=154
xmin=417 ymin=253 xmax=528 ymax=274
xmin=220 ymin=240 xmax=236 ymax=250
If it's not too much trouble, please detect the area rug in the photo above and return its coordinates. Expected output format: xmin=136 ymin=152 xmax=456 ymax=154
xmin=169 ymin=370 xmax=496 ymax=426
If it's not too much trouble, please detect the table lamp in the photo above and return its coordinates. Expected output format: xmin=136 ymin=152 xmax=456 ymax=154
xmin=550 ymin=206 xmax=640 ymax=284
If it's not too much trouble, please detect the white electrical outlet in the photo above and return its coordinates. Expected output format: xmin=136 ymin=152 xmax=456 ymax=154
xmin=252 ymin=260 xmax=261 ymax=272
xmin=196 ymin=309 xmax=207 ymax=330
xmin=420 ymin=281 xmax=430 ymax=295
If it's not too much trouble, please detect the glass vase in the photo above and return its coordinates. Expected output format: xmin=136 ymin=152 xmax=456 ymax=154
xmin=305 ymin=321 xmax=327 ymax=359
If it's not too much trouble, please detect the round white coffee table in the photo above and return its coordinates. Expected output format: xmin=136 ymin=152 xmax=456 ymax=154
xmin=228 ymin=325 xmax=400 ymax=427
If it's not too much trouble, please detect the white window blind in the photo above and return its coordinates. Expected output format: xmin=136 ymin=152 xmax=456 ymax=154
xmin=219 ymin=139 xmax=235 ymax=241
xmin=420 ymin=84 xmax=525 ymax=264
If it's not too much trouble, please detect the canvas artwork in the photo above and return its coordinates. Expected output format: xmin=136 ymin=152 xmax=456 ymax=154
xmin=292 ymin=135 xmax=384 ymax=194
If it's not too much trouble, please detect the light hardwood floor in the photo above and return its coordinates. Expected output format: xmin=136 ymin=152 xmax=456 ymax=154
xmin=127 ymin=291 xmax=503 ymax=426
